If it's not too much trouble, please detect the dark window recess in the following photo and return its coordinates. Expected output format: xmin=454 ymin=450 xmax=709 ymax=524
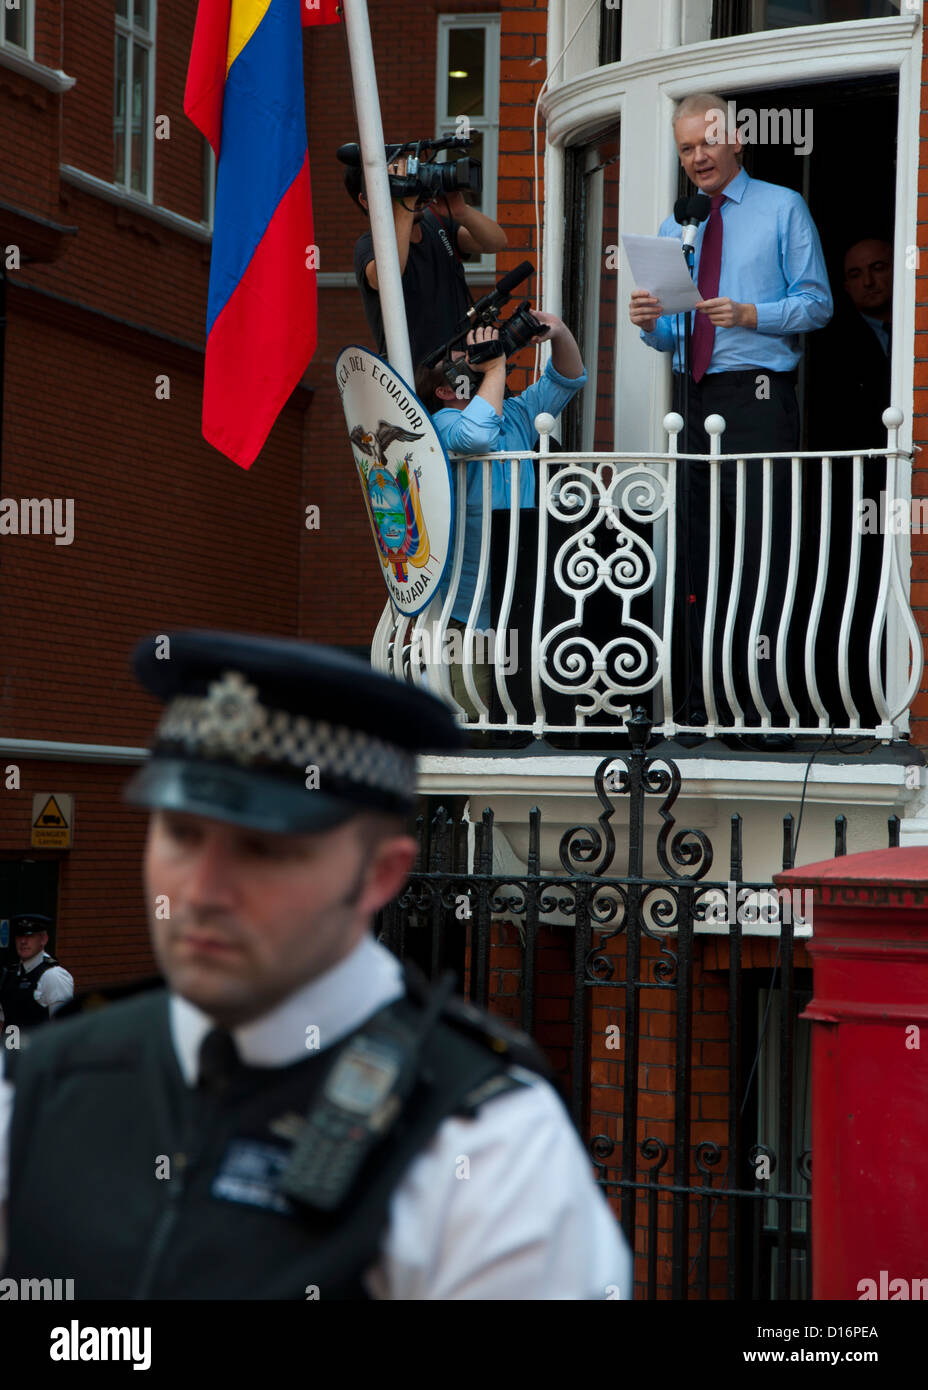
xmin=599 ymin=2 xmax=621 ymax=66
xmin=714 ymin=0 xmax=899 ymax=38
xmin=0 ymin=860 xmax=60 ymax=968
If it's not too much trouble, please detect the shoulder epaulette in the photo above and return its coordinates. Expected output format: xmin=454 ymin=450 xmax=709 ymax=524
xmin=402 ymin=962 xmax=556 ymax=1084
xmin=439 ymin=994 xmax=557 ymax=1082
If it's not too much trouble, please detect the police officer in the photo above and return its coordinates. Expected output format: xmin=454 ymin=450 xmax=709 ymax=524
xmin=0 ymin=631 xmax=631 ymax=1299
xmin=0 ymin=915 xmax=73 ymax=1028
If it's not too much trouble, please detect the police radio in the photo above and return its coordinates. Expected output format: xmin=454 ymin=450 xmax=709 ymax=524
xmin=279 ymin=973 xmax=456 ymax=1213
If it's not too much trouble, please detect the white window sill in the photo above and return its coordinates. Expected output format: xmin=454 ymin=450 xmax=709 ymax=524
xmin=0 ymin=44 xmax=75 ymax=92
xmin=60 ymin=165 xmax=211 ymax=242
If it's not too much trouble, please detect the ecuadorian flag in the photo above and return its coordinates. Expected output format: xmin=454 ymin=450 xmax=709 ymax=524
xmin=185 ymin=0 xmax=341 ymax=469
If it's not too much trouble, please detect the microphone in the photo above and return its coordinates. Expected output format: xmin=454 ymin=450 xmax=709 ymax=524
xmin=674 ymin=193 xmax=711 ymax=250
xmin=465 ymin=261 xmax=534 ymax=322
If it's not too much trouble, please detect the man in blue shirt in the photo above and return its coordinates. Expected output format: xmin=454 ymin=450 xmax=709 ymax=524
xmin=628 ymin=92 xmax=832 ymax=744
xmin=415 ymin=315 xmax=586 ymax=724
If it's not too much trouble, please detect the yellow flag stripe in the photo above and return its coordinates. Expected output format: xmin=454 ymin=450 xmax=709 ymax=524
xmin=227 ymin=0 xmax=274 ymax=74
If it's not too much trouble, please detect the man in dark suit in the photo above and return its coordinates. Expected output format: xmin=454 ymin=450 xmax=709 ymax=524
xmin=807 ymin=238 xmax=894 ymax=727
xmin=809 ymin=237 xmax=892 ymax=451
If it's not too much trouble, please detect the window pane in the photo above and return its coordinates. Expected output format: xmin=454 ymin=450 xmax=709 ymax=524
xmin=714 ymin=0 xmax=899 ymax=35
xmin=115 ymin=0 xmax=129 ymax=17
xmin=134 ymin=0 xmax=151 ymax=31
xmin=446 ymin=28 xmax=486 ymax=120
xmin=131 ymin=41 xmax=148 ymax=193
xmin=114 ymin=34 xmax=127 ymax=184
xmin=4 ymin=3 xmax=26 ymax=48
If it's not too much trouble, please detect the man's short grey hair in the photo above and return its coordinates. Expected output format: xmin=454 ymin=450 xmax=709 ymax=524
xmin=672 ymin=92 xmax=730 ymax=131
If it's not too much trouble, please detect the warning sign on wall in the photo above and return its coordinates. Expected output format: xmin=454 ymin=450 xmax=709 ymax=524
xmin=31 ymin=794 xmax=73 ymax=849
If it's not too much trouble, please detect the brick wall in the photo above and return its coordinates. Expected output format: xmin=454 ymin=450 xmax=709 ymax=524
xmin=483 ymin=912 xmax=812 ymax=1299
xmin=0 ymin=1 xmax=310 ymax=982
xmin=0 ymin=762 xmax=153 ymax=987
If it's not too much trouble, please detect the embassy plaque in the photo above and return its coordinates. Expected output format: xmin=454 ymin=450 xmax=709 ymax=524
xmin=337 ymin=346 xmax=452 ymax=617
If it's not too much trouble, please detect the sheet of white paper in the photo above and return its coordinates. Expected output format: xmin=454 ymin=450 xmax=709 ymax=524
xmin=622 ymin=234 xmax=702 ymax=315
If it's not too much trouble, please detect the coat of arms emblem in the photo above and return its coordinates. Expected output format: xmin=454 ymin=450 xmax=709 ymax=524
xmin=350 ymin=422 xmax=428 ymax=583
xmin=338 ymin=346 xmax=453 ymax=618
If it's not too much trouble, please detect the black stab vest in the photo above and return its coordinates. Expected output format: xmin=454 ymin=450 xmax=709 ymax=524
xmin=0 ymin=956 xmax=60 ymax=1028
xmin=5 ymin=988 xmax=532 ymax=1299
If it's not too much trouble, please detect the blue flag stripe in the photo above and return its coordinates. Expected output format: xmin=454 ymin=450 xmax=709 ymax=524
xmin=206 ymin=0 xmax=308 ymax=336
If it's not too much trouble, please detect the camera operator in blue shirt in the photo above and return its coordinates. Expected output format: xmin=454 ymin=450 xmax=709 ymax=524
xmin=415 ymin=316 xmax=586 ymax=722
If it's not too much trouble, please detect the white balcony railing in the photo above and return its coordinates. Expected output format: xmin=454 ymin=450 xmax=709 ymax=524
xmin=373 ymin=409 xmax=922 ymax=741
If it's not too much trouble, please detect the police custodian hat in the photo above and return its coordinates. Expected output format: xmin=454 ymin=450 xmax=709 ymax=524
xmin=10 ymin=914 xmax=53 ymax=936
xmin=123 ymin=630 xmax=464 ymax=834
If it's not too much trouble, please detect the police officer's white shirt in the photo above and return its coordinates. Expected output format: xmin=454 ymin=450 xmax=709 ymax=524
xmin=13 ymin=951 xmax=74 ymax=1017
xmin=0 ymin=936 xmax=632 ymax=1299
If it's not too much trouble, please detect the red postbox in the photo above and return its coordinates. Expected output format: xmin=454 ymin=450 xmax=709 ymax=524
xmin=775 ymin=849 xmax=928 ymax=1301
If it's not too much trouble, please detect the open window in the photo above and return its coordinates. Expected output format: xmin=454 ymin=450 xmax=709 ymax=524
xmin=435 ymin=13 xmax=501 ymax=276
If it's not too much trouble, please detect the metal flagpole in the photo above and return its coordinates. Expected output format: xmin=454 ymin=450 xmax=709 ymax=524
xmin=340 ymin=0 xmax=414 ymax=384
xmin=340 ymin=0 xmax=414 ymax=673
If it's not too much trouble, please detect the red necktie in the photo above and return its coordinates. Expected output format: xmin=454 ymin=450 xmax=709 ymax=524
xmin=691 ymin=194 xmax=725 ymax=383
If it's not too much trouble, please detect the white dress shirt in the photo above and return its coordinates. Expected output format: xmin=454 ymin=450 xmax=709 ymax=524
xmin=0 ymin=936 xmax=632 ymax=1299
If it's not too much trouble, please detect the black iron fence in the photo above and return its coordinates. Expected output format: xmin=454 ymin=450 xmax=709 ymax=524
xmin=379 ymin=710 xmax=901 ymax=1299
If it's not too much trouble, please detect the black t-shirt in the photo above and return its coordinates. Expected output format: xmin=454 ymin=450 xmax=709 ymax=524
xmin=354 ymin=209 xmax=472 ymax=370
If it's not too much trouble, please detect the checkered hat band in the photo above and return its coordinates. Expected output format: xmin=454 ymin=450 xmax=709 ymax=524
xmin=154 ymin=690 xmax=418 ymax=800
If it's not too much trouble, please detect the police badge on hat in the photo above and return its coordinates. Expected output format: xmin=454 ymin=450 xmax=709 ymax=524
xmin=123 ymin=630 xmax=463 ymax=833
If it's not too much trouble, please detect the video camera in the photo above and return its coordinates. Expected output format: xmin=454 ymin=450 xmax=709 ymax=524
xmin=420 ymin=261 xmax=545 ymax=394
xmin=337 ymin=137 xmax=482 ymax=206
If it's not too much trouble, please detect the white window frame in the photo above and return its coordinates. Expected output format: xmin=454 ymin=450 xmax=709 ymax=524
xmin=114 ymin=0 xmax=156 ymax=202
xmin=1 ymin=0 xmax=35 ymax=57
xmin=435 ymin=13 xmax=501 ymax=277
xmin=545 ymin=3 xmax=922 ymax=734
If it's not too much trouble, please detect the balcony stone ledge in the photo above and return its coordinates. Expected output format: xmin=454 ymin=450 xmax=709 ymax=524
xmin=418 ymin=750 xmax=914 ymax=811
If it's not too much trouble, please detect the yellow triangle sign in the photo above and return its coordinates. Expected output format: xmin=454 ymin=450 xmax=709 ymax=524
xmin=33 ymin=795 xmax=67 ymax=829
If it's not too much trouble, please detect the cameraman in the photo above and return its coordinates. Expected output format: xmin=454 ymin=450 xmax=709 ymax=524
xmin=347 ymin=153 xmax=508 ymax=368
xmin=415 ymin=315 xmax=585 ymax=721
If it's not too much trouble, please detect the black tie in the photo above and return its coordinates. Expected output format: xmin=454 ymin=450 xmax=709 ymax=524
xmin=197 ymin=1027 xmax=242 ymax=1093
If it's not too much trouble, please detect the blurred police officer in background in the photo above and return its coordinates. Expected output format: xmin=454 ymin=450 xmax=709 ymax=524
xmin=0 ymin=915 xmax=73 ymax=1028
xmin=0 ymin=631 xmax=631 ymax=1299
